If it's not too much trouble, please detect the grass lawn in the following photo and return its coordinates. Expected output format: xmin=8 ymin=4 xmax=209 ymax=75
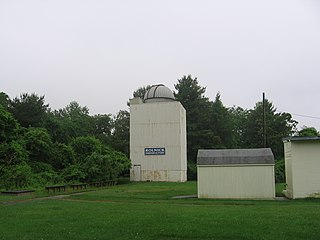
xmin=1 ymin=181 xmax=320 ymax=240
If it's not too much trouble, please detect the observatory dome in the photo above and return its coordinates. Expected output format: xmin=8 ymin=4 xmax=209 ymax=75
xmin=143 ymin=84 xmax=175 ymax=103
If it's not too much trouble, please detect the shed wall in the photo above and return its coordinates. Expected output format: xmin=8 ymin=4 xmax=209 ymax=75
xmin=287 ymin=141 xmax=320 ymax=198
xmin=197 ymin=165 xmax=275 ymax=199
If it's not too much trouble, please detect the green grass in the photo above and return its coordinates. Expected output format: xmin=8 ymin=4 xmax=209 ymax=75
xmin=1 ymin=182 xmax=320 ymax=240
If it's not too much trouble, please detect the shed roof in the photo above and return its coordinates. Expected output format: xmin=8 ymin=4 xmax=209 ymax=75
xmin=283 ymin=136 xmax=320 ymax=142
xmin=197 ymin=148 xmax=274 ymax=165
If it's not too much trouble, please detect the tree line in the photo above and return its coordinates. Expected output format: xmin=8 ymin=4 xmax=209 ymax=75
xmin=1 ymin=75 xmax=319 ymax=188
xmin=0 ymin=92 xmax=130 ymax=189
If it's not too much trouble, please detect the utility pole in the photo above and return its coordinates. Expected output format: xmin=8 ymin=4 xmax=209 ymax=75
xmin=262 ymin=92 xmax=266 ymax=148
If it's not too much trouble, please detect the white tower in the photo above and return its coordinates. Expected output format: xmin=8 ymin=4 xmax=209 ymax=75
xmin=130 ymin=84 xmax=187 ymax=182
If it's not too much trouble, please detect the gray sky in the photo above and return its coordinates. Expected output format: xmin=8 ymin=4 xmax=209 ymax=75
xmin=1 ymin=0 xmax=320 ymax=130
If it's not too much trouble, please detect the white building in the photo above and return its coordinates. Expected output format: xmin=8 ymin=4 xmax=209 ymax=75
xmin=197 ymin=148 xmax=275 ymax=199
xmin=283 ymin=136 xmax=320 ymax=199
xmin=130 ymin=84 xmax=187 ymax=182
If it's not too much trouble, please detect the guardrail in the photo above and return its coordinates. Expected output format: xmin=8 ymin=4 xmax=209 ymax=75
xmin=45 ymin=180 xmax=117 ymax=192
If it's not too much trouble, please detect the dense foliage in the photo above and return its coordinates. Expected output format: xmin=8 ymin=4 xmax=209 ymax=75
xmin=297 ymin=126 xmax=319 ymax=137
xmin=0 ymin=93 xmax=131 ymax=190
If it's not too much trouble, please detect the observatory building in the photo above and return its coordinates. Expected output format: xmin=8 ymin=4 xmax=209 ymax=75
xmin=129 ymin=84 xmax=187 ymax=182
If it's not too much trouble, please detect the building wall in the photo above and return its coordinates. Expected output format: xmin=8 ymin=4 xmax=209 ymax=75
xmin=285 ymin=141 xmax=320 ymax=199
xmin=130 ymin=100 xmax=187 ymax=182
xmin=284 ymin=141 xmax=293 ymax=198
xmin=197 ymin=165 xmax=275 ymax=199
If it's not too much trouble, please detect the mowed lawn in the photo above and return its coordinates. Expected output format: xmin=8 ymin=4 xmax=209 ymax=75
xmin=0 ymin=182 xmax=320 ymax=240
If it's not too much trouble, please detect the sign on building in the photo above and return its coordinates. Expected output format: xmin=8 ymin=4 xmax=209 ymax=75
xmin=144 ymin=148 xmax=166 ymax=155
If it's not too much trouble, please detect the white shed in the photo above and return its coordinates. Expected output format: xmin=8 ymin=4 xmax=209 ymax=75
xmin=197 ymin=148 xmax=275 ymax=199
xmin=283 ymin=136 xmax=320 ymax=199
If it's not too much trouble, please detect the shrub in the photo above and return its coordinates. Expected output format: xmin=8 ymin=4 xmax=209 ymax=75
xmin=187 ymin=161 xmax=197 ymax=180
xmin=83 ymin=147 xmax=131 ymax=182
xmin=70 ymin=136 xmax=102 ymax=162
xmin=51 ymin=143 xmax=76 ymax=170
xmin=275 ymin=159 xmax=285 ymax=183
xmin=61 ymin=164 xmax=86 ymax=183
xmin=24 ymin=127 xmax=54 ymax=164
xmin=0 ymin=161 xmax=34 ymax=189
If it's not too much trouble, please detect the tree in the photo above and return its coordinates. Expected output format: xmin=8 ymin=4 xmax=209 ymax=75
xmin=127 ymin=85 xmax=151 ymax=106
xmin=0 ymin=105 xmax=19 ymax=143
xmin=57 ymin=101 xmax=90 ymax=118
xmin=133 ymin=85 xmax=152 ymax=99
xmin=51 ymin=143 xmax=76 ymax=170
xmin=242 ymin=99 xmax=297 ymax=159
xmin=111 ymin=110 xmax=130 ymax=157
xmin=9 ymin=93 xmax=49 ymax=128
xmin=53 ymin=101 xmax=94 ymax=142
xmin=297 ymin=126 xmax=319 ymax=137
xmin=174 ymin=75 xmax=214 ymax=163
xmin=23 ymin=127 xmax=54 ymax=166
xmin=0 ymin=92 xmax=10 ymax=110
xmin=0 ymin=140 xmax=29 ymax=181
xmin=70 ymin=136 xmax=102 ymax=163
xmin=229 ymin=106 xmax=249 ymax=148
xmin=211 ymin=93 xmax=235 ymax=148
xmin=92 ymin=114 xmax=113 ymax=145
xmin=0 ymin=105 xmax=31 ymax=188
xmin=42 ymin=111 xmax=66 ymax=143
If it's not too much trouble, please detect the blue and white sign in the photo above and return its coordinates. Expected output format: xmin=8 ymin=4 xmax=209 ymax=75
xmin=144 ymin=147 xmax=166 ymax=155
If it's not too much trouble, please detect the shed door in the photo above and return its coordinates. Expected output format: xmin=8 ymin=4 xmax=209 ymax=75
xmin=133 ymin=165 xmax=141 ymax=181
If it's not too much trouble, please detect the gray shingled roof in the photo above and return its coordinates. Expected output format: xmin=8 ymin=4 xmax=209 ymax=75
xmin=283 ymin=136 xmax=320 ymax=142
xmin=197 ymin=148 xmax=274 ymax=165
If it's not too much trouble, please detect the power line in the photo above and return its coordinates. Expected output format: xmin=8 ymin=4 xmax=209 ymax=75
xmin=291 ymin=113 xmax=320 ymax=120
xmin=275 ymin=110 xmax=320 ymax=122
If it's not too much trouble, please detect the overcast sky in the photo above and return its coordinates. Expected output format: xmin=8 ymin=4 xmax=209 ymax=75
xmin=1 ymin=0 xmax=320 ymax=130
